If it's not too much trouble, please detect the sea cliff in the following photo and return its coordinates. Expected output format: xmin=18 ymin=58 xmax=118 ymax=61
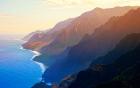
xmin=22 ymin=7 xmax=140 ymax=88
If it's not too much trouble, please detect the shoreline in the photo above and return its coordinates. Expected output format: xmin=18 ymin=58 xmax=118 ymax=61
xmin=20 ymin=46 xmax=46 ymax=73
xmin=31 ymin=51 xmax=46 ymax=73
xmin=20 ymin=42 xmax=52 ymax=86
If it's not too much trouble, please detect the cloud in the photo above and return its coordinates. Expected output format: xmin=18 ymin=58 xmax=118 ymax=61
xmin=41 ymin=0 xmax=95 ymax=7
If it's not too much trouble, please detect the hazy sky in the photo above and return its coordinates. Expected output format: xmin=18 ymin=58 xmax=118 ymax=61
xmin=0 ymin=0 xmax=140 ymax=35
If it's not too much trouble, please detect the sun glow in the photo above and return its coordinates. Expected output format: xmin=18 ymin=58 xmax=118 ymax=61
xmin=0 ymin=0 xmax=140 ymax=35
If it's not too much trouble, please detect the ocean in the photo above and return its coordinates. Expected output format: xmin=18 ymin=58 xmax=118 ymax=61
xmin=0 ymin=39 xmax=42 ymax=88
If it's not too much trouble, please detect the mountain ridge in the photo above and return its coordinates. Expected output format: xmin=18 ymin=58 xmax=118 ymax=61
xmin=23 ymin=6 xmax=139 ymax=55
xmin=41 ymin=8 xmax=140 ymax=84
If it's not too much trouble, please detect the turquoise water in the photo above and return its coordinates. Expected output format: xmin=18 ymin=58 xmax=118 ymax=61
xmin=0 ymin=39 xmax=42 ymax=88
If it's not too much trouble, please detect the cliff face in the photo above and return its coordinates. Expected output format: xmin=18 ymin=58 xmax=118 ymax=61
xmin=22 ymin=18 xmax=73 ymax=52
xmin=91 ymin=33 xmax=140 ymax=65
xmin=23 ymin=6 xmax=138 ymax=56
xmin=67 ymin=8 xmax=140 ymax=61
xmin=25 ymin=6 xmax=140 ymax=88
xmin=59 ymin=33 xmax=140 ymax=88
xmin=42 ymin=8 xmax=140 ymax=84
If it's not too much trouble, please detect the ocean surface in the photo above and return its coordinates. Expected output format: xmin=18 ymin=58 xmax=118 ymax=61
xmin=0 ymin=39 xmax=42 ymax=88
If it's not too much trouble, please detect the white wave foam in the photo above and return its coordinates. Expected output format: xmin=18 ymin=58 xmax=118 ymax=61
xmin=34 ymin=61 xmax=46 ymax=73
xmin=31 ymin=51 xmax=46 ymax=73
xmin=20 ymin=46 xmax=46 ymax=73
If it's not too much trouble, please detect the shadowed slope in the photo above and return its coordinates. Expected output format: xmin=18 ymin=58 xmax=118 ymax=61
xmin=61 ymin=33 xmax=140 ymax=88
xmin=42 ymin=8 xmax=140 ymax=84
